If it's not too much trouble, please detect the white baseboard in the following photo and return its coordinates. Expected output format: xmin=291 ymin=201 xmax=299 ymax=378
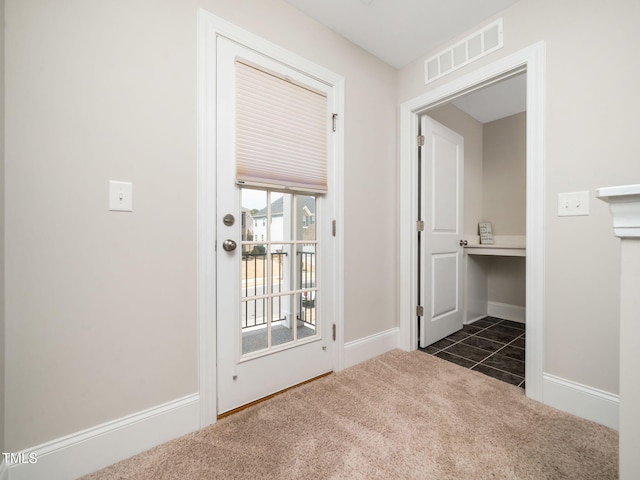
xmin=0 ymin=459 xmax=8 ymax=480
xmin=343 ymin=327 xmax=399 ymax=369
xmin=8 ymin=393 xmax=200 ymax=480
xmin=488 ymin=301 xmax=526 ymax=323
xmin=543 ymin=373 xmax=619 ymax=430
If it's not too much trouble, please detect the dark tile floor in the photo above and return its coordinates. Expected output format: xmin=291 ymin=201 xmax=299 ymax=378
xmin=419 ymin=316 xmax=526 ymax=388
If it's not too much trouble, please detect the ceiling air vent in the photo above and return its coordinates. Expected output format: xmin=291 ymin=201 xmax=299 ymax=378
xmin=425 ymin=18 xmax=503 ymax=84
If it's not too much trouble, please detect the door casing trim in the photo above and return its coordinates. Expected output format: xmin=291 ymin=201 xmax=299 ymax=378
xmin=197 ymin=9 xmax=345 ymax=427
xmin=398 ymin=42 xmax=546 ymax=401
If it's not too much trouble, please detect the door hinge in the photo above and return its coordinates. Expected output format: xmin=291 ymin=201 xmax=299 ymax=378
xmin=417 ymin=135 xmax=425 ymax=147
xmin=332 ymin=113 xmax=338 ymax=132
xmin=332 ymin=220 xmax=337 ymax=237
xmin=332 ymin=323 xmax=336 ymax=341
xmin=416 ymin=305 xmax=424 ymax=317
xmin=416 ymin=220 xmax=425 ymax=231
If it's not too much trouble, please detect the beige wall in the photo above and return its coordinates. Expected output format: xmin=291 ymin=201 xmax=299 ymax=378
xmin=484 ymin=112 xmax=526 ymax=308
xmin=483 ymin=112 xmax=526 ymax=235
xmin=4 ymin=0 xmax=397 ymax=450
xmin=398 ymin=0 xmax=640 ymax=393
xmin=487 ymin=256 xmax=526 ymax=307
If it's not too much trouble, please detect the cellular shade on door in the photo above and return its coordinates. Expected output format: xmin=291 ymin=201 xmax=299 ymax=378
xmin=235 ymin=59 xmax=328 ymax=194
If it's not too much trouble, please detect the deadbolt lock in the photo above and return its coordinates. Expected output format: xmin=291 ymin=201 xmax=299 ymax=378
xmin=223 ymin=214 xmax=235 ymax=227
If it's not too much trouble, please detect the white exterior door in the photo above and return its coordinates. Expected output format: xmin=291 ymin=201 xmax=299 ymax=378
xmin=419 ymin=115 xmax=464 ymax=348
xmin=216 ymin=37 xmax=335 ymax=415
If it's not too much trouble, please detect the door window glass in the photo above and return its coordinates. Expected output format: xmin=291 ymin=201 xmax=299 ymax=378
xmin=240 ymin=188 xmax=319 ymax=356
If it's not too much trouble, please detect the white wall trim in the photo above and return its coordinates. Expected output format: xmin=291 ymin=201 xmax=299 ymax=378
xmin=596 ymin=184 xmax=640 ymax=238
xmin=543 ymin=374 xmax=619 ymax=430
xmin=487 ymin=302 xmax=526 ymax=323
xmin=8 ymin=394 xmax=200 ymax=480
xmin=343 ymin=327 xmax=399 ymax=369
xmin=399 ymin=41 xmax=546 ymax=402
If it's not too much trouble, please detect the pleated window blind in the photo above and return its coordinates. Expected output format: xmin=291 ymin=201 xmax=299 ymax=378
xmin=235 ymin=59 xmax=328 ymax=194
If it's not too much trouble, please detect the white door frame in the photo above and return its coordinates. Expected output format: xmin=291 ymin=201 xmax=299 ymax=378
xmin=197 ymin=9 xmax=345 ymax=427
xmin=399 ymin=42 xmax=546 ymax=401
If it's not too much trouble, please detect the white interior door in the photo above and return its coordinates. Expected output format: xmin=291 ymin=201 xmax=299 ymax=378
xmin=419 ymin=115 xmax=464 ymax=348
xmin=216 ymin=37 xmax=334 ymax=415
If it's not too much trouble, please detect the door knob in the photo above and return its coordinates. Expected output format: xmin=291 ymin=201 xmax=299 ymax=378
xmin=222 ymin=239 xmax=237 ymax=252
xmin=459 ymin=240 xmax=468 ymax=246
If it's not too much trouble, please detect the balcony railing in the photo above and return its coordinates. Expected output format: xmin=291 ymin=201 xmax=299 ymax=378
xmin=241 ymin=251 xmax=316 ymax=330
xmin=297 ymin=251 xmax=315 ymax=325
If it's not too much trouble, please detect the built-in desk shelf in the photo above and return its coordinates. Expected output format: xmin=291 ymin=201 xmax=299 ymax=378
xmin=464 ymin=244 xmax=526 ymax=257
xmin=463 ymin=236 xmax=526 ymax=324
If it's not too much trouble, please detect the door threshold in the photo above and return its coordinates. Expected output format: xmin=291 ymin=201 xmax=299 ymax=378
xmin=217 ymin=371 xmax=333 ymax=420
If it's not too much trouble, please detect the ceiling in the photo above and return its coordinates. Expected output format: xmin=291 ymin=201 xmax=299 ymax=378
xmin=284 ymin=0 xmax=525 ymax=123
xmin=450 ymin=73 xmax=526 ymax=123
xmin=284 ymin=0 xmax=521 ymax=69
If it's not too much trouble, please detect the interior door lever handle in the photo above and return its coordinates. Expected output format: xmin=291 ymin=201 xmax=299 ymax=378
xmin=459 ymin=240 xmax=468 ymax=247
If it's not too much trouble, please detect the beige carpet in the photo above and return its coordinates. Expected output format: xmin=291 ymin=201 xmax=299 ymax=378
xmin=81 ymin=350 xmax=618 ymax=479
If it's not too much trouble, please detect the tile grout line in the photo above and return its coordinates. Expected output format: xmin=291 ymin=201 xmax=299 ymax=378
xmin=431 ymin=320 xmax=504 ymax=361
xmin=431 ymin=319 xmax=526 ymax=384
xmin=470 ymin=329 xmax=525 ymax=370
xmin=436 ymin=349 xmax=525 ymax=384
xmin=428 ymin=318 xmax=511 ymax=355
xmin=470 ymin=330 xmax=526 ymax=380
xmin=423 ymin=318 xmax=524 ymax=352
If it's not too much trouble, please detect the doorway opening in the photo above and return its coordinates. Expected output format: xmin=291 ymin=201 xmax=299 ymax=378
xmin=417 ymin=73 xmax=527 ymax=388
xmin=398 ymin=42 xmax=545 ymax=401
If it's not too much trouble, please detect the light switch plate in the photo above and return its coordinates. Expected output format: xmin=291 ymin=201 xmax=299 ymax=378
xmin=109 ymin=181 xmax=133 ymax=212
xmin=558 ymin=191 xmax=589 ymax=216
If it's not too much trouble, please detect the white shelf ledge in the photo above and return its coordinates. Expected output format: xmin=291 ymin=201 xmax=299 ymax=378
xmin=464 ymin=234 xmax=526 ymax=257
xmin=596 ymin=184 xmax=640 ymax=238
xmin=464 ymin=244 xmax=525 ymax=257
